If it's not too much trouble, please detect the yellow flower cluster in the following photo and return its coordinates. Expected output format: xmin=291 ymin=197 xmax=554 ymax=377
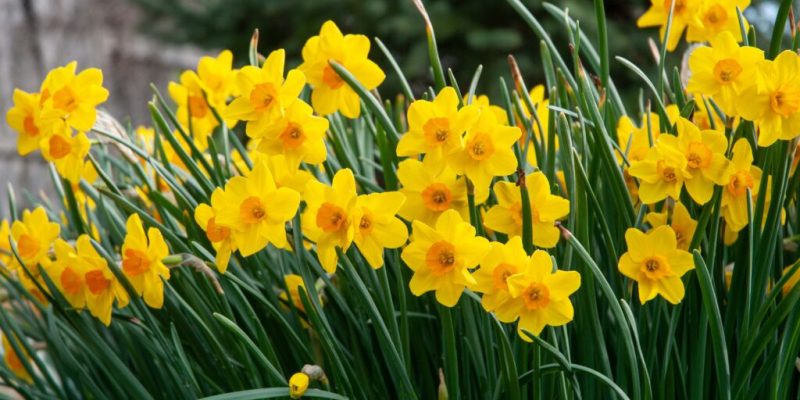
xmin=5 ymin=62 xmax=108 ymax=184
xmin=638 ymin=0 xmax=750 ymax=51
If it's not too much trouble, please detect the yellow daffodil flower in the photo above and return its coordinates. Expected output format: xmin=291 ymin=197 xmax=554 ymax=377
xmin=484 ymin=172 xmax=569 ymax=248
xmin=256 ymin=100 xmax=329 ymax=168
xmin=645 ymin=202 xmax=697 ymax=250
xmin=214 ymin=159 xmax=301 ymax=256
xmin=448 ymin=111 xmax=521 ymax=192
xmin=619 ymin=226 xmax=694 ymax=304
xmin=471 ymin=236 xmax=531 ymax=322
xmin=2 ymin=334 xmax=32 ymax=383
xmin=39 ymin=61 xmax=109 ymax=132
xmin=637 ymin=0 xmax=703 ymax=51
xmin=721 ymin=139 xmax=762 ymax=234
xmin=77 ymin=235 xmax=129 ymax=326
xmin=687 ymin=31 xmax=763 ymax=116
xmin=397 ymin=87 xmax=479 ymax=171
xmin=39 ymin=128 xmax=91 ymax=184
xmin=302 ymin=168 xmax=358 ymax=273
xmin=289 ymin=372 xmax=310 ymax=399
xmin=467 ymin=94 xmax=508 ymax=125
xmin=402 ymin=209 xmax=489 ymax=307
xmin=397 ymin=159 xmax=468 ymax=227
xmin=195 ymin=189 xmax=237 ymax=273
xmin=352 ymin=191 xmax=408 ymax=269
xmin=227 ymin=49 xmax=306 ymax=138
xmin=506 ymin=249 xmax=580 ymax=340
xmin=50 ymin=238 xmax=89 ymax=310
xmin=11 ymin=207 xmax=60 ymax=271
xmin=628 ymin=137 xmax=689 ymax=204
xmin=685 ymin=0 xmax=750 ymax=44
xmin=5 ymin=90 xmax=53 ymax=155
xmin=299 ymin=20 xmax=385 ymax=118
xmin=121 ymin=214 xmax=170 ymax=309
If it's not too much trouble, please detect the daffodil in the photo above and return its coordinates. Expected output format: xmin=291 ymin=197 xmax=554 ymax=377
xmin=39 ymin=128 xmax=91 ymax=184
xmin=214 ymin=159 xmax=301 ymax=256
xmin=637 ymin=0 xmax=703 ymax=51
xmin=662 ymin=118 xmax=731 ymax=204
xmin=2 ymin=334 xmax=32 ymax=383
xmin=302 ymin=169 xmax=358 ymax=272
xmin=50 ymin=239 xmax=89 ymax=310
xmin=396 ymin=159 xmax=468 ymax=227
xmin=738 ymin=51 xmax=800 ymax=147
xmin=471 ymin=236 xmax=530 ymax=322
xmin=401 ymin=209 xmax=489 ymax=307
xmin=645 ymin=201 xmax=697 ymax=250
xmin=256 ymin=100 xmax=329 ymax=168
xmin=5 ymin=90 xmax=53 ymax=155
xmin=195 ymin=189 xmax=237 ymax=273
xmin=352 ymin=191 xmax=408 ymax=268
xmin=484 ymin=172 xmax=569 ymax=248
xmin=616 ymin=109 xmax=675 ymax=164
xmin=619 ymin=226 xmax=695 ymax=304
xmin=448 ymin=111 xmax=521 ymax=191
xmin=467 ymin=94 xmax=508 ymax=124
xmin=721 ymin=139 xmax=762 ymax=234
xmin=11 ymin=207 xmax=60 ymax=270
xmin=506 ymin=249 xmax=580 ymax=340
xmin=196 ymin=50 xmax=238 ymax=103
xmin=39 ymin=61 xmax=109 ymax=131
xmin=685 ymin=0 xmax=750 ymax=44
xmin=628 ymin=138 xmax=689 ymax=204
xmin=121 ymin=214 xmax=170 ymax=309
xmin=0 ymin=220 xmax=13 ymax=268
xmin=227 ymin=49 xmax=306 ymax=138
xmin=168 ymin=70 xmax=237 ymax=150
xmin=289 ymin=372 xmax=310 ymax=399
xmin=77 ymin=235 xmax=129 ymax=326
xmin=396 ymin=87 xmax=479 ymax=170
xmin=686 ymin=31 xmax=763 ymax=116
xmin=299 ymin=20 xmax=385 ymax=118
xmin=518 ymin=85 xmax=550 ymax=168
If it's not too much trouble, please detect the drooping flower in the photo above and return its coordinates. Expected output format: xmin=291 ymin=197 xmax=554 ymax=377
xmin=471 ymin=236 xmax=531 ymax=322
xmin=401 ymin=209 xmax=489 ymax=307
xmin=352 ymin=191 xmax=408 ymax=269
xmin=396 ymin=159 xmax=468 ymax=227
xmin=302 ymin=169 xmax=358 ymax=272
xmin=39 ymin=61 xmax=109 ymax=131
xmin=11 ymin=207 xmax=60 ymax=271
xmin=618 ymin=226 xmax=695 ymax=304
xmin=194 ymin=189 xmax=237 ymax=273
xmin=686 ymin=31 xmax=763 ymax=116
xmin=256 ymin=100 xmax=329 ymax=168
xmin=227 ymin=49 xmax=306 ymax=138
xmin=289 ymin=372 xmax=310 ymax=399
xmin=645 ymin=201 xmax=697 ymax=250
xmin=39 ymin=128 xmax=91 ymax=184
xmin=662 ymin=118 xmax=731 ymax=204
xmin=484 ymin=172 xmax=569 ymax=248
xmin=738 ymin=51 xmax=800 ymax=147
xmin=121 ymin=214 xmax=170 ymax=309
xmin=214 ymin=159 xmax=301 ymax=256
xmin=628 ymin=137 xmax=689 ymax=204
xmin=396 ymin=87 xmax=479 ymax=170
xmin=448 ymin=111 xmax=521 ymax=191
xmin=506 ymin=249 xmax=580 ymax=340
xmin=299 ymin=20 xmax=385 ymax=118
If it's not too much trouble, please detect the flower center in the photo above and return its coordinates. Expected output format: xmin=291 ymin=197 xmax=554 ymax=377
xmin=188 ymin=95 xmax=209 ymax=118
xmin=770 ymin=88 xmax=800 ymax=117
xmin=17 ymin=234 xmax=40 ymax=260
xmin=423 ymin=118 xmax=451 ymax=146
xmin=686 ymin=141 xmax=711 ymax=169
xmin=60 ymin=267 xmax=83 ymax=295
xmin=727 ymin=170 xmax=754 ymax=196
xmin=641 ymin=256 xmax=672 ymax=279
xmin=122 ymin=249 xmax=150 ymax=276
xmin=522 ymin=283 xmax=551 ymax=310
xmin=322 ymin=65 xmax=345 ymax=89
xmin=250 ymin=83 xmax=278 ymax=112
xmin=240 ymin=196 xmax=267 ymax=224
xmin=467 ymin=133 xmax=495 ymax=161
xmin=52 ymin=87 xmax=78 ymax=112
xmin=205 ymin=217 xmax=231 ymax=243
xmin=279 ymin=122 xmax=305 ymax=149
xmin=663 ymin=0 xmax=686 ymax=15
xmin=703 ymin=4 xmax=727 ymax=28
xmin=316 ymin=202 xmax=347 ymax=233
xmin=48 ymin=135 xmax=72 ymax=159
xmin=426 ymin=240 xmax=457 ymax=275
xmin=85 ymin=270 xmax=111 ymax=294
xmin=492 ymin=263 xmax=517 ymax=291
xmin=657 ymin=161 xmax=678 ymax=183
xmin=358 ymin=213 xmax=373 ymax=234
xmin=23 ymin=116 xmax=39 ymax=137
xmin=713 ymin=58 xmax=742 ymax=84
xmin=421 ymin=183 xmax=452 ymax=211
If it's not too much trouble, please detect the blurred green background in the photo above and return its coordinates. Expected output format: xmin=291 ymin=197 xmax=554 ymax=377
xmin=129 ymin=0 xmax=779 ymax=104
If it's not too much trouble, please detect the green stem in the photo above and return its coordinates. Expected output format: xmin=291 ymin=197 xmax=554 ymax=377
xmin=440 ymin=305 xmax=460 ymax=400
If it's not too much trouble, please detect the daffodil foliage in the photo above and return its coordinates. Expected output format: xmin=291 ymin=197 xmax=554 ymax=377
xmin=0 ymin=1 xmax=799 ymax=399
